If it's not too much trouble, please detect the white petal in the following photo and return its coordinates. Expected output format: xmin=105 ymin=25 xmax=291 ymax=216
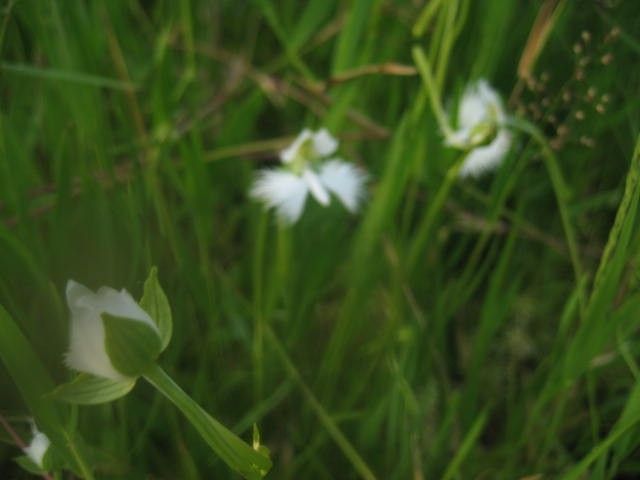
xmin=65 ymin=324 xmax=123 ymax=380
xmin=302 ymin=168 xmax=330 ymax=206
xmin=476 ymin=79 xmax=503 ymax=111
xmin=66 ymin=280 xmax=93 ymax=310
xmin=312 ymin=128 xmax=338 ymax=157
xmin=23 ymin=425 xmax=50 ymax=469
xmin=458 ymin=79 xmax=505 ymax=130
xmin=459 ymin=129 xmax=512 ymax=178
xmin=280 ymin=129 xmax=312 ymax=164
xmin=85 ymin=287 xmax=156 ymax=331
xmin=318 ymin=159 xmax=368 ymax=213
xmin=250 ymin=169 xmax=309 ymax=223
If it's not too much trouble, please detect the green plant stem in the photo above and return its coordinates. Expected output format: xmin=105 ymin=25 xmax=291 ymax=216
xmin=265 ymin=326 xmax=377 ymax=480
xmin=434 ymin=0 xmax=459 ymax=91
xmin=412 ymin=0 xmax=445 ymax=37
xmin=441 ymin=409 xmax=488 ymax=480
xmin=252 ymin=212 xmax=268 ymax=402
xmin=411 ymin=46 xmax=453 ymax=138
xmin=507 ymin=117 xmax=587 ymax=316
xmin=143 ymin=365 xmax=271 ymax=480
xmin=63 ymin=430 xmax=95 ymax=480
xmin=407 ymin=158 xmax=464 ymax=269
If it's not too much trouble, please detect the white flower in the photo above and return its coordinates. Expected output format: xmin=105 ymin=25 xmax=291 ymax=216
xmin=65 ymin=280 xmax=158 ymax=381
xmin=23 ymin=422 xmax=50 ymax=469
xmin=447 ymin=79 xmax=512 ymax=178
xmin=250 ymin=129 xmax=367 ymax=223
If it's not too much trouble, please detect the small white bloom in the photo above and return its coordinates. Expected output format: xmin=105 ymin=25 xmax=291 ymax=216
xmin=447 ymin=79 xmax=512 ymax=178
xmin=65 ymin=280 xmax=158 ymax=381
xmin=23 ymin=422 xmax=50 ymax=469
xmin=250 ymin=129 xmax=367 ymax=223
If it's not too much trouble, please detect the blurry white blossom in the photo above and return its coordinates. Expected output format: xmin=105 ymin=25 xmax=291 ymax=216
xmin=23 ymin=422 xmax=50 ymax=469
xmin=446 ymin=80 xmax=512 ymax=178
xmin=250 ymin=129 xmax=367 ymax=223
xmin=65 ymin=280 xmax=159 ymax=381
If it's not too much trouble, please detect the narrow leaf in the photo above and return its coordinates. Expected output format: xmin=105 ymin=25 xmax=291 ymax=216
xmin=144 ymin=365 xmax=272 ymax=479
xmin=15 ymin=455 xmax=45 ymax=475
xmin=140 ymin=267 xmax=173 ymax=351
xmin=50 ymin=374 xmax=136 ymax=405
xmin=0 ymin=304 xmax=95 ymax=478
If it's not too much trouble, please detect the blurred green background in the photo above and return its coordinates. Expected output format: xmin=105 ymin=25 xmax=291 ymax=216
xmin=2 ymin=0 xmax=640 ymax=478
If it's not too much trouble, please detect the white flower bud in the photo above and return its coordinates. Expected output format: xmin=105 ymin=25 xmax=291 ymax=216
xmin=23 ymin=422 xmax=50 ymax=469
xmin=65 ymin=280 xmax=159 ymax=381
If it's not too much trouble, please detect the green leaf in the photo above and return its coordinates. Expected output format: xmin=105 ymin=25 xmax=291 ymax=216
xmin=15 ymin=455 xmax=45 ymax=475
xmin=0 ymin=303 xmax=96 ymax=479
xmin=144 ymin=365 xmax=272 ymax=479
xmin=49 ymin=374 xmax=136 ymax=405
xmin=102 ymin=314 xmax=162 ymax=377
xmin=139 ymin=266 xmax=173 ymax=351
xmin=15 ymin=445 xmax=60 ymax=475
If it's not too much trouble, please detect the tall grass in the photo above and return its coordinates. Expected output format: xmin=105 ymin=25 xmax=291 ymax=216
xmin=2 ymin=0 xmax=640 ymax=478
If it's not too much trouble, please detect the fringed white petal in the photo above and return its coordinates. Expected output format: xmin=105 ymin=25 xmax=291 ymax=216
xmin=280 ymin=129 xmax=312 ymax=164
xmin=302 ymin=168 xmax=330 ymax=206
xmin=250 ymin=169 xmax=309 ymax=223
xmin=23 ymin=424 xmax=50 ymax=469
xmin=459 ymin=129 xmax=512 ymax=178
xmin=457 ymin=79 xmax=506 ymax=132
xmin=65 ymin=280 xmax=125 ymax=380
xmin=312 ymin=128 xmax=338 ymax=157
xmin=318 ymin=159 xmax=368 ymax=213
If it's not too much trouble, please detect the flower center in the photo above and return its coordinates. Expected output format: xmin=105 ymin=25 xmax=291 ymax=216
xmin=289 ymin=138 xmax=322 ymax=174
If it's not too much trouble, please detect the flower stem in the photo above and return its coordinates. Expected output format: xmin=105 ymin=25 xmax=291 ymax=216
xmin=412 ymin=45 xmax=454 ymax=139
xmin=506 ymin=117 xmax=587 ymax=317
xmin=407 ymin=157 xmax=464 ymax=270
xmin=252 ymin=212 xmax=268 ymax=402
xmin=143 ymin=365 xmax=271 ymax=480
xmin=265 ymin=326 xmax=377 ymax=480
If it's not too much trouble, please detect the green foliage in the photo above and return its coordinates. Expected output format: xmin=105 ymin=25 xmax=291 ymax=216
xmin=140 ymin=266 xmax=173 ymax=352
xmin=0 ymin=305 xmax=94 ymax=478
xmin=1 ymin=0 xmax=640 ymax=478
xmin=49 ymin=374 xmax=136 ymax=405
xmin=102 ymin=314 xmax=162 ymax=378
xmin=144 ymin=365 xmax=272 ymax=480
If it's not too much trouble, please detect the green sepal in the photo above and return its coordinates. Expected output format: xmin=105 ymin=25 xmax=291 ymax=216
xmin=140 ymin=267 xmax=173 ymax=352
xmin=15 ymin=455 xmax=46 ymax=475
xmin=102 ymin=313 xmax=162 ymax=377
xmin=14 ymin=443 xmax=62 ymax=474
xmin=49 ymin=373 xmax=136 ymax=405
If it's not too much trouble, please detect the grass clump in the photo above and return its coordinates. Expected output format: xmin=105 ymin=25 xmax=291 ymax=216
xmin=1 ymin=0 xmax=640 ymax=478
